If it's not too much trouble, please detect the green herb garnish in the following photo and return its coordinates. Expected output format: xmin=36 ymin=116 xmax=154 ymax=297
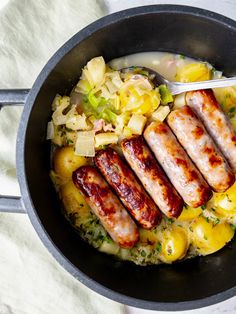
xmin=230 ymin=224 xmax=236 ymax=231
xmin=141 ymin=250 xmax=146 ymax=257
xmin=156 ymin=242 xmax=162 ymax=253
xmin=158 ymin=84 xmax=173 ymax=105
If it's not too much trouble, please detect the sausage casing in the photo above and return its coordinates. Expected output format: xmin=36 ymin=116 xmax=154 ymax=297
xmin=144 ymin=121 xmax=212 ymax=208
xmin=95 ymin=148 xmax=162 ymax=229
xmin=72 ymin=166 xmax=139 ymax=248
xmin=121 ymin=135 xmax=183 ymax=218
xmin=167 ymin=105 xmax=235 ymax=192
xmin=186 ymin=89 xmax=236 ymax=172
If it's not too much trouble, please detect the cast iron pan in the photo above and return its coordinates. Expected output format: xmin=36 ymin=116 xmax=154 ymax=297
xmin=0 ymin=5 xmax=236 ymax=311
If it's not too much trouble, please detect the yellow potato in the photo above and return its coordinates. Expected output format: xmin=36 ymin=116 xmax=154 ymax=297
xmin=190 ymin=216 xmax=234 ymax=255
xmin=54 ymin=146 xmax=89 ymax=178
xmin=177 ymin=205 xmax=202 ymax=221
xmin=119 ymin=86 xmax=160 ymax=115
xmin=211 ymin=181 xmax=236 ymax=216
xmin=213 ymin=86 xmax=236 ymax=113
xmin=175 ymin=63 xmax=211 ymax=83
xmin=60 ymin=180 xmax=90 ymax=216
xmin=159 ymin=226 xmax=188 ymax=263
xmin=139 ymin=228 xmax=158 ymax=245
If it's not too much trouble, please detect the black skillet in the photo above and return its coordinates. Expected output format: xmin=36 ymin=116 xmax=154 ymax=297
xmin=0 ymin=5 xmax=236 ymax=311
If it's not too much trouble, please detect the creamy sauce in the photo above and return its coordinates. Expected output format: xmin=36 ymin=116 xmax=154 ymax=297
xmin=110 ymin=51 xmax=196 ymax=81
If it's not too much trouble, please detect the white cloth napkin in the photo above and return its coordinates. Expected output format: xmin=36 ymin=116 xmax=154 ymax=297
xmin=0 ymin=1 xmax=125 ymax=313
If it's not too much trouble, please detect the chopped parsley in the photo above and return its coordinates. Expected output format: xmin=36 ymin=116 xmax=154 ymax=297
xmin=156 ymin=242 xmax=162 ymax=253
xmin=66 ymin=139 xmax=74 ymax=145
xmin=213 ymin=218 xmax=220 ymax=226
xmin=141 ymin=250 xmax=146 ymax=257
xmin=230 ymin=224 xmax=236 ymax=231
xmin=167 ymin=218 xmax=173 ymax=225
xmin=201 ymin=205 xmax=206 ymax=210
xmin=229 ymin=107 xmax=235 ymax=113
xmin=167 ymin=246 xmax=173 ymax=255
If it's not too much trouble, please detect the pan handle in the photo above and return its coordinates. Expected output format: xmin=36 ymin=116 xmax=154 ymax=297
xmin=0 ymin=89 xmax=30 ymax=108
xmin=0 ymin=89 xmax=30 ymax=214
xmin=0 ymin=196 xmax=25 ymax=213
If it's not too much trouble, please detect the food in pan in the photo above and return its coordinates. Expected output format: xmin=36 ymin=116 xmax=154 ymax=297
xmin=48 ymin=52 xmax=236 ymax=265
xmin=144 ymin=121 xmax=213 ymax=208
xmin=167 ymin=105 xmax=235 ymax=192
xmin=72 ymin=166 xmax=139 ymax=248
xmin=94 ymin=148 xmax=162 ymax=229
xmin=121 ymin=135 xmax=183 ymax=218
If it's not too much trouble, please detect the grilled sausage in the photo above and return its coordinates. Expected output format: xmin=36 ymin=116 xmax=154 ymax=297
xmin=144 ymin=121 xmax=212 ymax=208
xmin=167 ymin=105 xmax=235 ymax=192
xmin=95 ymin=148 xmax=162 ymax=229
xmin=72 ymin=166 xmax=139 ymax=248
xmin=186 ymin=89 xmax=236 ymax=172
xmin=121 ymin=135 xmax=183 ymax=218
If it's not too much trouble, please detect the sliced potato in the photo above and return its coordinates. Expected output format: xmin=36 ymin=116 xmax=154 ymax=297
xmin=176 ymin=63 xmax=211 ymax=83
xmin=177 ymin=205 xmax=202 ymax=221
xmin=127 ymin=114 xmax=147 ymax=135
xmin=60 ymin=180 xmax=90 ymax=216
xmin=190 ymin=216 xmax=234 ymax=255
xmin=54 ymin=146 xmax=89 ymax=178
xmin=159 ymin=226 xmax=188 ymax=263
xmin=213 ymin=86 xmax=236 ymax=113
xmin=139 ymin=228 xmax=158 ymax=245
xmin=211 ymin=181 xmax=236 ymax=216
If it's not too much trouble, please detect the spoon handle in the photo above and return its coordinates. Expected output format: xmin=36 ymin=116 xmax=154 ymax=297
xmin=169 ymin=77 xmax=236 ymax=95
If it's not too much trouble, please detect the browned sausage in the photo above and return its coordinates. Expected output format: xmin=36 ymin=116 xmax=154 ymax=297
xmin=72 ymin=166 xmax=139 ymax=248
xmin=121 ymin=135 xmax=183 ymax=218
xmin=186 ymin=89 xmax=236 ymax=172
xmin=144 ymin=121 xmax=212 ymax=208
xmin=94 ymin=148 xmax=162 ymax=229
xmin=167 ymin=105 xmax=235 ymax=192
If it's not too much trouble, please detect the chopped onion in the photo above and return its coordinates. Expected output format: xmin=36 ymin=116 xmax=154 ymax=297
xmin=66 ymin=113 xmax=89 ymax=131
xmin=173 ymin=93 xmax=186 ymax=109
xmin=87 ymin=56 xmax=106 ymax=87
xmin=100 ymin=85 xmax=111 ymax=99
xmin=52 ymin=96 xmax=70 ymax=125
xmin=46 ymin=121 xmax=54 ymax=140
xmin=95 ymin=132 xmax=118 ymax=148
xmin=212 ymin=70 xmax=223 ymax=79
xmin=75 ymin=131 xmax=95 ymax=157
xmin=51 ymin=94 xmax=61 ymax=111
xmin=123 ymin=75 xmax=152 ymax=91
xmin=151 ymin=106 xmax=170 ymax=122
xmin=111 ymin=71 xmax=123 ymax=88
xmin=127 ymin=114 xmax=147 ymax=135
xmin=105 ymin=80 xmax=118 ymax=94
xmin=99 ymin=240 xmax=119 ymax=255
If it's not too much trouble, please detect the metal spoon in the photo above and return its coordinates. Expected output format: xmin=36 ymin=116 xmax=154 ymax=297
xmin=120 ymin=66 xmax=236 ymax=95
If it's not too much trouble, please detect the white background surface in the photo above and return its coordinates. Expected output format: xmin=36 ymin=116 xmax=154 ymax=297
xmin=105 ymin=1 xmax=236 ymax=314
